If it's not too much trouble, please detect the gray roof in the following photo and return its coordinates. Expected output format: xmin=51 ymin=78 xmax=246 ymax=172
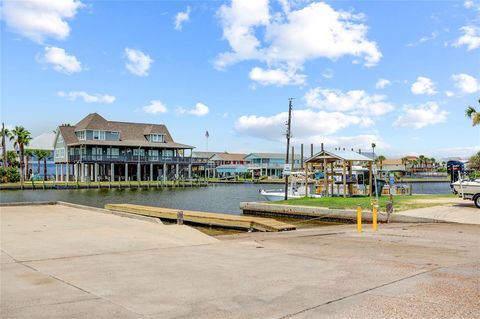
xmin=192 ymin=151 xmax=217 ymax=159
xmin=305 ymin=149 xmax=373 ymax=162
xmin=58 ymin=113 xmax=193 ymax=149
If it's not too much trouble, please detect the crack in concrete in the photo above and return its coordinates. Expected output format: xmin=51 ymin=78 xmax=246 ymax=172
xmin=278 ymin=267 xmax=441 ymax=319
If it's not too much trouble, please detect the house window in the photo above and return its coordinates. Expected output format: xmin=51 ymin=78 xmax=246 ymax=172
xmin=107 ymin=148 xmax=119 ymax=158
xmin=93 ymin=130 xmax=106 ymax=140
xmin=133 ymin=149 xmax=145 ymax=156
xmin=148 ymin=134 xmax=164 ymax=143
xmin=76 ymin=131 xmax=86 ymax=140
xmin=54 ymin=148 xmax=65 ymax=158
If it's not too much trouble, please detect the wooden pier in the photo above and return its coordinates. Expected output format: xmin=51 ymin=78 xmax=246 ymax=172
xmin=105 ymin=203 xmax=296 ymax=232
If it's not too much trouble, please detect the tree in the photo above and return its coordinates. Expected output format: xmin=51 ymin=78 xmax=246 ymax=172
xmin=376 ymin=155 xmax=386 ymax=169
xmin=418 ymin=155 xmax=426 ymax=169
xmin=469 ymin=151 xmax=480 ymax=171
xmin=401 ymin=157 xmax=409 ymax=171
xmin=33 ymin=150 xmax=51 ymax=181
xmin=465 ymin=99 xmax=480 ymax=126
xmin=10 ymin=127 xmax=32 ymax=184
xmin=1 ymin=123 xmax=12 ymax=168
xmin=24 ymin=148 xmax=34 ymax=179
xmin=6 ymin=150 xmax=18 ymax=167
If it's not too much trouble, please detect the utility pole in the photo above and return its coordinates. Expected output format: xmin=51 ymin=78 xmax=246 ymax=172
xmin=284 ymin=98 xmax=293 ymax=200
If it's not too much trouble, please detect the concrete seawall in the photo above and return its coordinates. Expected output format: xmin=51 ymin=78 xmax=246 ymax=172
xmin=240 ymin=201 xmax=445 ymax=223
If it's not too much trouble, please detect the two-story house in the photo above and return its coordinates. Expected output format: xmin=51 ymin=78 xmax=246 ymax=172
xmin=53 ymin=113 xmax=194 ymax=182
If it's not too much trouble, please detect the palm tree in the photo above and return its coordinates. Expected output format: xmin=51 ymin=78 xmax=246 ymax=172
xmin=401 ymin=157 xmax=409 ymax=171
xmin=418 ymin=155 xmax=426 ymax=170
xmin=10 ymin=127 xmax=32 ymax=184
xmin=465 ymin=99 xmax=480 ymax=126
xmin=33 ymin=149 xmax=51 ymax=181
xmin=376 ymin=155 xmax=386 ymax=169
xmin=6 ymin=150 xmax=18 ymax=167
xmin=1 ymin=123 xmax=12 ymax=168
xmin=24 ymin=148 xmax=34 ymax=179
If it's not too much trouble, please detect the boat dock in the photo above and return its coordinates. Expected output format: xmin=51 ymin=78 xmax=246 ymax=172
xmin=105 ymin=203 xmax=296 ymax=232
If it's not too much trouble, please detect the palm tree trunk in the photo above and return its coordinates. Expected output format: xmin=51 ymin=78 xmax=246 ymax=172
xmin=25 ymin=155 xmax=29 ymax=179
xmin=2 ymin=135 xmax=6 ymax=169
xmin=37 ymin=158 xmax=41 ymax=175
xmin=43 ymin=158 xmax=47 ymax=181
xmin=19 ymin=144 xmax=24 ymax=184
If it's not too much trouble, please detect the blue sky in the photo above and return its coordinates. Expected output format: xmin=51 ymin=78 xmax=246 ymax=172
xmin=1 ymin=0 xmax=479 ymax=159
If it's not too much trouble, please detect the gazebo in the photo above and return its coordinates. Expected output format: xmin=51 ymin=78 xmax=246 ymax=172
xmin=304 ymin=149 xmax=374 ymax=197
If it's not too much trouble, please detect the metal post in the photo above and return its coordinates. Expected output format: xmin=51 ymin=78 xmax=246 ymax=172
xmin=150 ymin=163 xmax=153 ymax=181
xmin=125 ymin=163 xmax=128 ymax=181
xmin=357 ymin=207 xmax=362 ymax=233
xmin=300 ymin=144 xmax=304 ymax=169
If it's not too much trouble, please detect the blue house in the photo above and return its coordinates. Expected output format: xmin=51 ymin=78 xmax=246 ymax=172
xmin=244 ymin=153 xmax=302 ymax=177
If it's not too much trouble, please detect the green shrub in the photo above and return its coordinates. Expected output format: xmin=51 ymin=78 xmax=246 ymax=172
xmin=0 ymin=167 xmax=20 ymax=183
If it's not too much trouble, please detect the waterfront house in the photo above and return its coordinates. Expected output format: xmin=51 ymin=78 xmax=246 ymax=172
xmin=191 ymin=151 xmax=249 ymax=178
xmin=53 ymin=113 xmax=194 ymax=182
xmin=244 ymin=153 xmax=302 ymax=178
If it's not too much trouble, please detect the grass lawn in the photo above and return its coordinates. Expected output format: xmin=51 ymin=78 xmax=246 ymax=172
xmin=275 ymin=194 xmax=457 ymax=212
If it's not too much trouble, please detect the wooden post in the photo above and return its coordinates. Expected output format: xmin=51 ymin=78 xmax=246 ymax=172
xmin=323 ymin=158 xmax=328 ymax=196
xmin=304 ymin=163 xmax=309 ymax=197
xmin=330 ymin=162 xmax=334 ymax=195
xmin=348 ymin=161 xmax=353 ymax=196
xmin=300 ymin=144 xmax=304 ymax=170
xmin=342 ymin=160 xmax=347 ymax=198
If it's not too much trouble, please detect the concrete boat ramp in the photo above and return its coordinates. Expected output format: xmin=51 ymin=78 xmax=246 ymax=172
xmin=1 ymin=202 xmax=479 ymax=318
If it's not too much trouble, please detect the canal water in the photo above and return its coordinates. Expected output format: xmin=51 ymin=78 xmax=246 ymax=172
xmin=0 ymin=182 xmax=451 ymax=215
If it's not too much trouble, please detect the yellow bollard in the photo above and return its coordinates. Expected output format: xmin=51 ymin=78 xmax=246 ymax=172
xmin=357 ymin=206 xmax=362 ymax=233
xmin=372 ymin=206 xmax=377 ymax=232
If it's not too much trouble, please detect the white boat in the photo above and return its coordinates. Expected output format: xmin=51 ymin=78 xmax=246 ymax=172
xmin=260 ymin=172 xmax=320 ymax=201
xmin=452 ymin=179 xmax=480 ymax=195
xmin=451 ymin=179 xmax=480 ymax=208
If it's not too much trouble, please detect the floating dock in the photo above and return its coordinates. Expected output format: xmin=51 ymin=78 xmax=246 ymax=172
xmin=105 ymin=204 xmax=296 ymax=232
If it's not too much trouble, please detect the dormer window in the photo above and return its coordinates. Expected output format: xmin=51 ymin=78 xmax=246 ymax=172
xmin=147 ymin=134 xmax=164 ymax=143
xmin=93 ymin=130 xmax=106 ymax=140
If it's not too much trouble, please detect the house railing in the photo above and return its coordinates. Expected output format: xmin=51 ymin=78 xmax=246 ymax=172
xmin=69 ymin=155 xmax=192 ymax=164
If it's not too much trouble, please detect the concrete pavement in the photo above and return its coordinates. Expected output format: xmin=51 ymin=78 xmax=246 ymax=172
xmin=397 ymin=198 xmax=480 ymax=225
xmin=1 ymin=204 xmax=479 ymax=318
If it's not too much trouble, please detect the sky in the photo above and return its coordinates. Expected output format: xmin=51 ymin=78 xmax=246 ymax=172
xmin=1 ymin=0 xmax=479 ymax=159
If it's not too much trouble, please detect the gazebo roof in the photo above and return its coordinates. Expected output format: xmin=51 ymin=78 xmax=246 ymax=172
xmin=305 ymin=149 xmax=374 ymax=163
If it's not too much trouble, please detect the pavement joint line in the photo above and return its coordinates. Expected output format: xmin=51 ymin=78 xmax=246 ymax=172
xmin=295 ymin=232 xmax=346 ymax=238
xmin=278 ymin=267 xmax=441 ymax=319
xmin=17 ymin=261 xmax=149 ymax=318
xmin=15 ymin=241 xmax=223 ymax=264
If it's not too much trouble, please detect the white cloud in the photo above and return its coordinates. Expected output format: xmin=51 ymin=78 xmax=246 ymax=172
xmin=216 ymin=0 xmax=381 ymax=85
xmin=445 ymin=90 xmax=455 ymax=97
xmin=174 ymin=6 xmax=191 ymax=31
xmin=124 ymin=48 xmax=153 ymax=76
xmin=321 ymin=68 xmax=334 ymax=79
xmin=454 ymin=26 xmax=480 ymax=50
xmin=304 ymin=88 xmax=394 ymax=116
xmin=291 ymin=134 xmax=389 ymax=151
xmin=235 ymin=109 xmax=373 ymax=142
xmin=177 ymin=102 xmax=210 ymax=116
xmin=249 ymin=66 xmax=306 ymax=86
xmin=452 ymin=73 xmax=480 ymax=94
xmin=411 ymin=76 xmax=437 ymax=95
xmin=41 ymin=46 xmax=82 ymax=74
xmin=1 ymin=0 xmax=83 ymax=43
xmin=465 ymin=0 xmax=475 ymax=9
xmin=375 ymin=78 xmax=391 ymax=89
xmin=57 ymin=91 xmax=116 ymax=104
xmin=142 ymin=100 xmax=167 ymax=114
xmin=394 ymin=102 xmax=448 ymax=129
